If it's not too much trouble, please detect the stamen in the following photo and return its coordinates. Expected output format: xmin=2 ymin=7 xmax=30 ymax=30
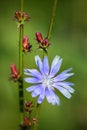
xmin=43 ymin=76 xmax=53 ymax=88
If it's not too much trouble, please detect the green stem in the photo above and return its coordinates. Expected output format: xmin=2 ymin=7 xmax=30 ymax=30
xmin=33 ymin=2 xmax=58 ymax=129
xmin=19 ymin=24 xmax=24 ymax=121
xmin=33 ymin=104 xmax=41 ymax=130
xmin=20 ymin=0 xmax=24 ymax=12
xmin=47 ymin=0 xmax=58 ymax=40
xmin=18 ymin=0 xmax=24 ymax=125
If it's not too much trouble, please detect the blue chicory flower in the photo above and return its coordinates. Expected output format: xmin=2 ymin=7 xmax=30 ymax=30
xmin=24 ymin=55 xmax=75 ymax=106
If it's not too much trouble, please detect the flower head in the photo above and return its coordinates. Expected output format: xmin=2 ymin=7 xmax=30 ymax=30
xmin=24 ymin=55 xmax=75 ymax=106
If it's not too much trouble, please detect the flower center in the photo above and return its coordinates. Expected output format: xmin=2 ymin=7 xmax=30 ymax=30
xmin=43 ymin=76 xmax=53 ymax=88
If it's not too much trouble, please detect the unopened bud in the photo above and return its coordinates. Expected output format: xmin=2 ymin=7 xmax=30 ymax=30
xmin=36 ymin=32 xmax=43 ymax=43
xmin=24 ymin=117 xmax=31 ymax=126
xmin=22 ymin=36 xmax=32 ymax=53
xmin=35 ymin=32 xmax=50 ymax=53
xmin=10 ymin=64 xmax=20 ymax=81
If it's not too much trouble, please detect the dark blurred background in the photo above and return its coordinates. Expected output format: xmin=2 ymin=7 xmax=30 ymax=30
xmin=0 ymin=0 xmax=87 ymax=130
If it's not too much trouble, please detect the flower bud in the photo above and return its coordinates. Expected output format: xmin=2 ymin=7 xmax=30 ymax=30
xmin=23 ymin=12 xmax=30 ymax=21
xmin=41 ymin=38 xmax=50 ymax=48
xmin=35 ymin=32 xmax=43 ymax=43
xmin=22 ymin=36 xmax=32 ymax=53
xmin=35 ymin=32 xmax=50 ymax=53
xmin=10 ymin=64 xmax=20 ymax=81
xmin=14 ymin=11 xmax=30 ymax=22
xmin=25 ymin=101 xmax=33 ymax=107
xmin=24 ymin=117 xmax=31 ymax=126
xmin=14 ymin=11 xmax=22 ymax=22
xmin=24 ymin=101 xmax=34 ymax=113
xmin=14 ymin=11 xmax=30 ymax=28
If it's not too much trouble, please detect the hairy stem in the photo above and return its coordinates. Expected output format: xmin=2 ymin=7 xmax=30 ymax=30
xmin=18 ymin=0 xmax=24 ymax=125
xmin=47 ymin=0 xmax=58 ymax=40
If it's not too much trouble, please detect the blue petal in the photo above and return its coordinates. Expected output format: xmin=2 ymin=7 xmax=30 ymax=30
xmin=61 ymin=82 xmax=74 ymax=86
xmin=26 ymin=85 xmax=36 ymax=92
xmin=31 ymin=84 xmax=43 ymax=97
xmin=37 ymin=86 xmax=45 ymax=104
xmin=61 ymin=68 xmax=72 ymax=73
xmin=53 ymin=84 xmax=72 ymax=99
xmin=43 ymin=56 xmax=49 ymax=75
xmin=24 ymin=69 xmax=31 ymax=76
xmin=45 ymin=87 xmax=60 ymax=105
xmin=26 ymin=84 xmax=42 ymax=92
xmin=50 ymin=55 xmax=62 ymax=77
xmin=53 ymin=68 xmax=74 ymax=82
xmin=24 ymin=77 xmax=42 ymax=84
xmin=35 ymin=55 xmax=44 ymax=74
xmin=24 ymin=69 xmax=42 ymax=79
xmin=56 ymin=82 xmax=75 ymax=93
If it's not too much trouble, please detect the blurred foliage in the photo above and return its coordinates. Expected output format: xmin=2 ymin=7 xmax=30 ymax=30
xmin=0 ymin=0 xmax=87 ymax=130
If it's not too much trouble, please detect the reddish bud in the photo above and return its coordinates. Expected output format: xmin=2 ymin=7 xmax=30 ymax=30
xmin=14 ymin=11 xmax=22 ymax=21
xmin=23 ymin=12 xmax=30 ymax=21
xmin=24 ymin=117 xmax=31 ymax=126
xmin=36 ymin=32 xmax=43 ymax=43
xmin=25 ymin=101 xmax=33 ymax=107
xmin=14 ymin=11 xmax=30 ymax=26
xmin=10 ymin=64 xmax=20 ymax=81
xmin=24 ymin=101 xmax=34 ymax=113
xmin=35 ymin=32 xmax=50 ymax=53
xmin=22 ymin=36 xmax=32 ymax=53
xmin=14 ymin=11 xmax=30 ymax=21
xmin=41 ymin=38 xmax=50 ymax=47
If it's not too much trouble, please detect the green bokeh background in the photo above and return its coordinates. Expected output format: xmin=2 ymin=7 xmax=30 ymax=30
xmin=0 ymin=0 xmax=87 ymax=130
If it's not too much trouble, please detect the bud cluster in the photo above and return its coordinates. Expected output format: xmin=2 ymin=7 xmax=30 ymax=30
xmin=24 ymin=101 xmax=38 ymax=127
xmin=24 ymin=116 xmax=38 ymax=127
xmin=14 ymin=11 xmax=30 ymax=27
xmin=24 ymin=101 xmax=34 ymax=113
xmin=35 ymin=32 xmax=50 ymax=53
